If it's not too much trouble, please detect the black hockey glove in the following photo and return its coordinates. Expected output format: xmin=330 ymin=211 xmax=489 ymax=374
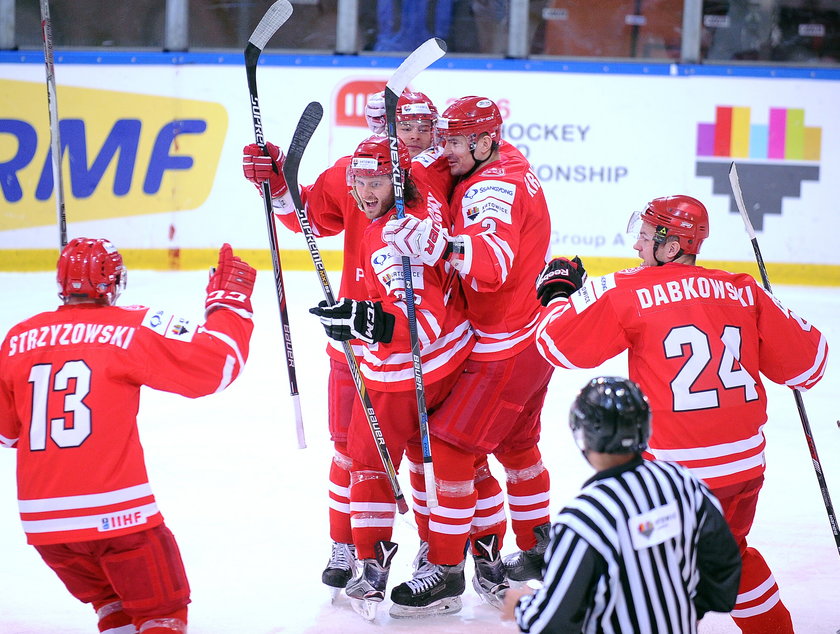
xmin=535 ymin=256 xmax=587 ymax=306
xmin=309 ymin=299 xmax=395 ymax=344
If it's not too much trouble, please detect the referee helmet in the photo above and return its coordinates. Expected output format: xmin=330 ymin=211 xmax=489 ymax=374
xmin=569 ymin=377 xmax=651 ymax=454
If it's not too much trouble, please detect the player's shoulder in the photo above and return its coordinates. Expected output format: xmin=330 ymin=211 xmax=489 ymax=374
xmin=138 ymin=306 xmax=200 ymax=343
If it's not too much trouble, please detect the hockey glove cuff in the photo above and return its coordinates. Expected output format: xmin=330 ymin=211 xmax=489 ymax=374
xmin=309 ymin=299 xmax=395 ymax=344
xmin=243 ymin=142 xmax=289 ymax=199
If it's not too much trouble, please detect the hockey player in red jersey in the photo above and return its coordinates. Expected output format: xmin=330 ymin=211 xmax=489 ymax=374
xmin=534 ymin=195 xmax=828 ymax=634
xmin=309 ymin=136 xmax=475 ymax=619
xmin=0 ymin=238 xmax=255 ymax=634
xmin=240 ymin=90 xmax=450 ymax=593
xmin=243 ymin=139 xmax=368 ymax=592
xmin=382 ymin=96 xmax=555 ymax=616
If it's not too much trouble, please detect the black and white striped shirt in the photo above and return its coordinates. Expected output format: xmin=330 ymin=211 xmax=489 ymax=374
xmin=515 ymin=457 xmax=740 ymax=633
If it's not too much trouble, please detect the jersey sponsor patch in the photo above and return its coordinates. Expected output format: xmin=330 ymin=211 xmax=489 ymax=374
xmin=460 ymin=180 xmax=515 ymax=226
xmin=570 ymin=273 xmax=616 ymax=313
xmin=628 ymin=501 xmax=681 ymax=550
xmin=141 ymin=309 xmax=196 ymax=342
xmin=370 ymin=245 xmax=425 ymax=295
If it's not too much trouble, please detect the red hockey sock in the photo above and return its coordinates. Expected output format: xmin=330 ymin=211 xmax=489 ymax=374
xmin=349 ymin=463 xmax=397 ymax=560
xmin=328 ymin=443 xmax=353 ymax=544
xmin=469 ymin=456 xmax=506 ymax=555
xmin=730 ymin=547 xmax=793 ymax=634
xmin=405 ymin=442 xmax=430 ymax=542
xmin=95 ymin=599 xmax=134 ymax=633
xmin=496 ymin=446 xmax=550 ymax=551
xmin=135 ymin=608 xmax=187 ymax=633
xmin=427 ymin=439 xmax=477 ymax=565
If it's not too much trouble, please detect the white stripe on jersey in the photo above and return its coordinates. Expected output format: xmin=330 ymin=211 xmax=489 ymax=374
xmin=648 ymin=428 xmax=765 ymax=460
xmin=785 ymin=333 xmax=827 ymax=389
xmin=19 ymin=482 xmax=154 ymax=513
xmin=22 ymin=502 xmax=159 ymax=534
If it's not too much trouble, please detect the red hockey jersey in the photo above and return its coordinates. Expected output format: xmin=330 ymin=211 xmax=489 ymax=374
xmin=0 ymin=303 xmax=253 ymax=545
xmin=446 ymin=143 xmax=552 ymax=360
xmin=535 ymin=263 xmax=828 ymax=488
xmin=357 ymin=198 xmax=474 ymax=391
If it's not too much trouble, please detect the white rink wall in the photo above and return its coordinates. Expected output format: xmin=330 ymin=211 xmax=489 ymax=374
xmin=1 ymin=53 xmax=838 ymax=282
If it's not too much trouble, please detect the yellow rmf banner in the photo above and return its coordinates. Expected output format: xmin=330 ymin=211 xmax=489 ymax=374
xmin=0 ymin=80 xmax=228 ymax=230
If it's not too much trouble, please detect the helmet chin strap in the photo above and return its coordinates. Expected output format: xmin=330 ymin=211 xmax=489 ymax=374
xmin=462 ymin=137 xmax=496 ymax=179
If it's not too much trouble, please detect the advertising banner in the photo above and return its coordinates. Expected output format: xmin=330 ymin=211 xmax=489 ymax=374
xmin=1 ymin=56 xmax=837 ymax=283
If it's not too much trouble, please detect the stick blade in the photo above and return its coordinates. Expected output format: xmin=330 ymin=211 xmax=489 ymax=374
xmin=248 ymin=0 xmax=293 ymax=50
xmin=283 ymin=102 xmax=324 ymax=210
xmin=385 ymin=38 xmax=447 ymax=97
xmin=728 ymin=161 xmax=756 ymax=239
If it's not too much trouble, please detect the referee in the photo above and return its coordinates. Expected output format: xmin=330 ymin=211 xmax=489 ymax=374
xmin=503 ymin=377 xmax=741 ymax=633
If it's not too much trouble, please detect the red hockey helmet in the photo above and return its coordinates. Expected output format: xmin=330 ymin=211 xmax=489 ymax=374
xmin=346 ymin=135 xmax=411 ymax=184
xmin=396 ymin=91 xmax=438 ymax=122
xmin=436 ymin=96 xmax=503 ymax=148
xmin=639 ymin=195 xmax=710 ymax=255
xmin=57 ymin=237 xmax=126 ymax=305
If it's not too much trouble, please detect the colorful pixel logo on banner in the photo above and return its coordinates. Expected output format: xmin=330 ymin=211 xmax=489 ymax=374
xmin=695 ymin=106 xmax=821 ymax=231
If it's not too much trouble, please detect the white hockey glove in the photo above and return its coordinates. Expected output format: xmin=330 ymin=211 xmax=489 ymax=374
xmin=365 ymin=91 xmax=386 ymax=135
xmin=382 ymin=215 xmax=449 ymax=266
xmin=309 ymin=299 xmax=395 ymax=344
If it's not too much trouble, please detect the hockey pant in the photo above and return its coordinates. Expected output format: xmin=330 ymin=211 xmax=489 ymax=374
xmin=714 ymin=477 xmax=793 ymax=634
xmin=327 ymin=359 xmax=355 ymax=544
xmin=35 ymin=524 xmax=189 ymax=633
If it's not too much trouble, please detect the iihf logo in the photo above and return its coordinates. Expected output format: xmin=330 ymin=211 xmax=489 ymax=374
xmin=695 ymin=106 xmax=821 ymax=231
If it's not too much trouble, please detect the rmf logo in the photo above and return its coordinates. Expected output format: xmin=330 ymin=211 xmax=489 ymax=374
xmin=0 ymin=80 xmax=227 ymax=231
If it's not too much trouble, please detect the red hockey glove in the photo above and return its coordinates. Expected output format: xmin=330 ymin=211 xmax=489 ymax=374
xmin=242 ymin=142 xmax=288 ymax=199
xmin=205 ymin=243 xmax=257 ymax=317
xmin=535 ymin=256 xmax=586 ymax=306
xmin=309 ymin=299 xmax=395 ymax=344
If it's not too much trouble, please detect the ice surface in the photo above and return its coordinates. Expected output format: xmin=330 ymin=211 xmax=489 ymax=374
xmin=1 ymin=270 xmax=838 ymax=633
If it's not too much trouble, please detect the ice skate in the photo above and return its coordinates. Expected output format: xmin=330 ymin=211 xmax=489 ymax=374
xmin=503 ymin=522 xmax=551 ymax=582
xmin=412 ymin=540 xmax=432 ymax=574
xmin=345 ymin=540 xmax=398 ymax=621
xmin=471 ymin=534 xmax=509 ymax=610
xmin=389 ymin=560 xmax=465 ymax=618
xmin=322 ymin=541 xmax=357 ymax=600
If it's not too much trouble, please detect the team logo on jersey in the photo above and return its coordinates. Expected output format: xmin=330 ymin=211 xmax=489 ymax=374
xmin=695 ymin=106 xmax=821 ymax=231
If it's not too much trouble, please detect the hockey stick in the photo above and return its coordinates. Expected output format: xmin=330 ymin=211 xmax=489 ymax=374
xmin=384 ymin=37 xmax=447 ymax=509
xmin=39 ymin=0 xmax=67 ymax=248
xmin=729 ymin=162 xmax=840 ymax=557
xmin=244 ymin=0 xmax=306 ymax=449
xmin=283 ymin=102 xmax=409 ymax=514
